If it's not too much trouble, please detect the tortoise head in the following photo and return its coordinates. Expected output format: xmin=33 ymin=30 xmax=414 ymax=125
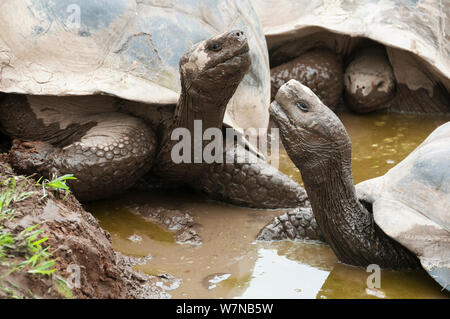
xmin=270 ymin=80 xmax=351 ymax=167
xmin=179 ymin=30 xmax=250 ymax=98
xmin=344 ymin=47 xmax=396 ymax=113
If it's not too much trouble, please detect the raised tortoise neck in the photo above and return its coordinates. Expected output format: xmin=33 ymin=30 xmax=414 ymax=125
xmin=300 ymin=152 xmax=372 ymax=261
xmin=153 ymin=70 xmax=242 ymax=182
xmin=173 ymin=80 xmax=231 ymax=133
xmin=291 ymin=140 xmax=419 ymax=268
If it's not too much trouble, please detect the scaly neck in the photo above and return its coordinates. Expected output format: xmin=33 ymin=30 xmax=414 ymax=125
xmin=300 ymin=151 xmax=372 ymax=262
xmin=174 ymin=84 xmax=229 ymax=134
xmin=294 ymin=145 xmax=418 ymax=268
xmin=154 ymin=80 xmax=236 ymax=182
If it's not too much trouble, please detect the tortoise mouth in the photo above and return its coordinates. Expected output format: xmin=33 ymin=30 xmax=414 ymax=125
xmin=270 ymin=100 xmax=297 ymax=131
xmin=269 ymin=100 xmax=287 ymax=124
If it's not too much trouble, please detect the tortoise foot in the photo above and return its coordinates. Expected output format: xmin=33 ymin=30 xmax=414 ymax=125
xmin=257 ymin=207 xmax=324 ymax=242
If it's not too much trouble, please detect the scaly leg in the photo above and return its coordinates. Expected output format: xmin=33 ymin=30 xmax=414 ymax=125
xmin=1 ymin=95 xmax=157 ymax=201
xmin=194 ymin=143 xmax=308 ymax=209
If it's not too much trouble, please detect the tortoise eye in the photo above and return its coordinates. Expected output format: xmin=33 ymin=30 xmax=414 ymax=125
xmin=209 ymin=42 xmax=222 ymax=52
xmin=297 ymin=102 xmax=309 ymax=112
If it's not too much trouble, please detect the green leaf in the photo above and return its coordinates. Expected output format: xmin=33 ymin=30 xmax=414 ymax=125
xmin=28 ymin=259 xmax=56 ymax=275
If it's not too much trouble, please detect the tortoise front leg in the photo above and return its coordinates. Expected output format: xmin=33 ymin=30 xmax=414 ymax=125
xmin=7 ymin=112 xmax=157 ymax=201
xmin=193 ymin=143 xmax=308 ymax=209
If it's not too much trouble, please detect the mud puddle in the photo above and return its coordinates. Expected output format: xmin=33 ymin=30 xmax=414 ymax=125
xmin=88 ymin=112 xmax=449 ymax=299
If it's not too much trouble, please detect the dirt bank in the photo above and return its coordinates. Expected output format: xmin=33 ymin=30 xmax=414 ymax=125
xmin=0 ymin=158 xmax=175 ymax=299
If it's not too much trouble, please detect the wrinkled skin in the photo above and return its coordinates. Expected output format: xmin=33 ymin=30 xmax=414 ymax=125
xmin=270 ymin=49 xmax=343 ymax=110
xmin=0 ymin=31 xmax=307 ymax=209
xmin=270 ymin=44 xmax=448 ymax=114
xmin=270 ymin=79 xmax=419 ymax=268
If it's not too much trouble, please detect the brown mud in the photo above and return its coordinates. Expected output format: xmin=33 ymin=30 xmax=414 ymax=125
xmin=0 ymin=160 xmax=177 ymax=299
xmin=87 ymin=196 xmax=202 ymax=247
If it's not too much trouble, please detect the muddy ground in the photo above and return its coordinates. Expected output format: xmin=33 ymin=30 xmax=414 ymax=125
xmin=0 ymin=156 xmax=181 ymax=299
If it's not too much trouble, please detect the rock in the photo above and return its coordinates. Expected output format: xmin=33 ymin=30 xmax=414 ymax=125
xmin=129 ymin=205 xmax=202 ymax=246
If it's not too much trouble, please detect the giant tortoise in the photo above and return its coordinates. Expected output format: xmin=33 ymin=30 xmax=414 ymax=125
xmin=270 ymin=79 xmax=449 ymax=292
xmin=0 ymin=0 xmax=308 ymax=208
xmin=252 ymin=0 xmax=449 ymax=113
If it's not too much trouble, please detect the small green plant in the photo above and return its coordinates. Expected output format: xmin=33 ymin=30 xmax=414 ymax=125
xmin=36 ymin=174 xmax=77 ymax=199
xmin=0 ymin=171 xmax=78 ymax=297
xmin=0 ymin=173 xmax=60 ymax=294
xmin=16 ymin=224 xmax=56 ymax=275
xmin=0 ymin=176 xmax=35 ymax=220
xmin=54 ymin=276 xmax=74 ymax=298
xmin=0 ymin=229 xmax=14 ymax=260
xmin=0 ymin=281 xmax=24 ymax=299
xmin=0 ymin=224 xmax=56 ymax=278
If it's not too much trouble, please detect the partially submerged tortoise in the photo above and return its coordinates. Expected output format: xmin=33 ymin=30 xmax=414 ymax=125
xmin=270 ymin=79 xmax=449 ymax=292
xmin=0 ymin=0 xmax=308 ymax=208
xmin=252 ymin=0 xmax=449 ymax=113
xmin=357 ymin=121 xmax=450 ymax=292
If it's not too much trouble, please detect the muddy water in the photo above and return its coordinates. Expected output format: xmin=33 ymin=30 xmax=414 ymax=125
xmin=88 ymin=112 xmax=449 ymax=299
xmin=278 ymin=112 xmax=450 ymax=185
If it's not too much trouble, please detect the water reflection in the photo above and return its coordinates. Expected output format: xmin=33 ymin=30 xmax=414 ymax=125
xmin=88 ymin=112 xmax=450 ymax=299
xmin=318 ymin=264 xmax=447 ymax=299
xmin=238 ymin=248 xmax=330 ymax=299
xmin=89 ymin=195 xmax=448 ymax=299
